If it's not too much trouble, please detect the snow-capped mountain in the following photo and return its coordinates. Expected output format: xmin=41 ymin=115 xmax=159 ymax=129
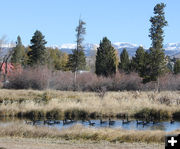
xmin=163 ymin=43 xmax=180 ymax=57
xmin=112 ymin=42 xmax=139 ymax=49
xmin=112 ymin=42 xmax=140 ymax=57
xmin=59 ymin=43 xmax=76 ymax=49
xmin=59 ymin=43 xmax=99 ymax=56
xmin=58 ymin=42 xmax=180 ymax=58
xmin=164 ymin=43 xmax=180 ymax=51
xmin=59 ymin=42 xmax=142 ymax=57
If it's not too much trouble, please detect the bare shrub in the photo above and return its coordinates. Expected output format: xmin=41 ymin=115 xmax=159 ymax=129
xmin=4 ymin=66 xmax=180 ymax=91
xmin=76 ymin=72 xmax=98 ymax=91
xmin=93 ymin=76 xmax=113 ymax=91
xmin=5 ymin=66 xmax=51 ymax=90
xmin=159 ymin=73 xmax=180 ymax=91
xmin=112 ymin=72 xmax=142 ymax=91
xmin=49 ymin=71 xmax=74 ymax=90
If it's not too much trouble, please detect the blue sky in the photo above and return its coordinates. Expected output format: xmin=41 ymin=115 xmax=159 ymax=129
xmin=0 ymin=0 xmax=179 ymax=48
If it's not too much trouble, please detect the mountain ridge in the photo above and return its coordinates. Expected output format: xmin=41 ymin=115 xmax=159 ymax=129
xmin=57 ymin=42 xmax=180 ymax=57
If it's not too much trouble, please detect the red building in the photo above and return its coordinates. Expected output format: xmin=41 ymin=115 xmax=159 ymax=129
xmin=0 ymin=63 xmax=22 ymax=78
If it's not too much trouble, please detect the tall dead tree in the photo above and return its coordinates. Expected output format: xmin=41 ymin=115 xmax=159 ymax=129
xmin=0 ymin=37 xmax=15 ymax=82
xmin=68 ymin=19 xmax=86 ymax=90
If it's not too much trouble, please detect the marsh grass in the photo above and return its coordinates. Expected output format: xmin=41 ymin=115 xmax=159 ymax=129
xmin=0 ymin=89 xmax=180 ymax=120
xmin=0 ymin=123 xmax=179 ymax=143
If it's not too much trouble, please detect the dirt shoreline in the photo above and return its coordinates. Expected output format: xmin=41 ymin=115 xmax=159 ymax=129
xmin=0 ymin=137 xmax=164 ymax=149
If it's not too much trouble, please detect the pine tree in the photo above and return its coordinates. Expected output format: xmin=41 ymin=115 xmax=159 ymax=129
xmin=119 ymin=48 xmax=130 ymax=72
xmin=11 ymin=36 xmax=25 ymax=64
xmin=143 ymin=3 xmax=168 ymax=85
xmin=114 ymin=50 xmax=119 ymax=71
xmin=140 ymin=51 xmax=151 ymax=83
xmin=132 ymin=46 xmax=145 ymax=75
xmin=149 ymin=3 xmax=168 ymax=50
xmin=27 ymin=30 xmax=47 ymax=65
xmin=68 ymin=19 xmax=86 ymax=73
xmin=174 ymin=59 xmax=180 ymax=74
xmin=95 ymin=37 xmax=117 ymax=76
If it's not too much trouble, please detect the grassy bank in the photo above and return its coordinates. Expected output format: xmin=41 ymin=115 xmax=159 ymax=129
xmin=0 ymin=123 xmax=179 ymax=143
xmin=0 ymin=89 xmax=180 ymax=120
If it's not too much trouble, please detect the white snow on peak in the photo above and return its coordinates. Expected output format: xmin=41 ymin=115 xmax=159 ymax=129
xmin=164 ymin=43 xmax=180 ymax=51
xmin=58 ymin=43 xmax=99 ymax=50
xmin=56 ymin=42 xmax=180 ymax=52
xmin=59 ymin=43 xmax=76 ymax=49
xmin=58 ymin=42 xmax=140 ymax=50
xmin=113 ymin=42 xmax=139 ymax=49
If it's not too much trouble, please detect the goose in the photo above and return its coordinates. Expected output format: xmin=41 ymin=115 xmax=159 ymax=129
xmin=122 ymin=119 xmax=130 ymax=124
xmin=44 ymin=120 xmax=54 ymax=125
xmin=33 ymin=120 xmax=41 ymax=125
xmin=88 ymin=120 xmax=95 ymax=126
xmin=26 ymin=120 xmax=37 ymax=125
xmin=25 ymin=120 xmax=33 ymax=125
xmin=136 ymin=120 xmax=144 ymax=125
xmin=63 ymin=119 xmax=73 ymax=125
xmin=47 ymin=121 xmax=55 ymax=125
xmin=44 ymin=120 xmax=48 ymax=125
xmin=100 ymin=119 xmax=107 ymax=124
xmin=170 ymin=119 xmax=175 ymax=124
xmin=109 ymin=118 xmax=115 ymax=125
xmin=70 ymin=119 xmax=75 ymax=123
xmin=53 ymin=120 xmax=60 ymax=124
xmin=142 ymin=121 xmax=148 ymax=126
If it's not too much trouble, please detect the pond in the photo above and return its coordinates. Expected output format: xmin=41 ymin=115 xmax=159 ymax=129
xmin=1 ymin=118 xmax=180 ymax=132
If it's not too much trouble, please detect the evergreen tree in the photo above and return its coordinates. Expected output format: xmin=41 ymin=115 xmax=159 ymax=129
xmin=11 ymin=36 xmax=25 ymax=64
xmin=174 ymin=59 xmax=180 ymax=74
xmin=68 ymin=19 xmax=86 ymax=72
xmin=119 ymin=48 xmax=130 ymax=72
xmin=147 ymin=47 xmax=167 ymax=83
xmin=132 ymin=46 xmax=145 ymax=74
xmin=27 ymin=30 xmax=47 ymax=65
xmin=142 ymin=3 xmax=168 ymax=84
xmin=149 ymin=3 xmax=168 ymax=50
xmin=140 ymin=51 xmax=151 ymax=83
xmin=95 ymin=37 xmax=117 ymax=76
xmin=114 ymin=50 xmax=119 ymax=71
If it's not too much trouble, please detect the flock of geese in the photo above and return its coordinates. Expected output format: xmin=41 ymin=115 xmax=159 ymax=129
xmin=25 ymin=117 xmax=175 ymax=126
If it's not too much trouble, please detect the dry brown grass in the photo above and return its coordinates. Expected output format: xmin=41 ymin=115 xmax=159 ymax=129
xmin=0 ymin=89 xmax=180 ymax=118
xmin=0 ymin=123 xmax=179 ymax=143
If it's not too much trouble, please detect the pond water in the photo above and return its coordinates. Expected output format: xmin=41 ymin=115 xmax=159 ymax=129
xmin=1 ymin=118 xmax=180 ymax=132
xmin=45 ymin=119 xmax=180 ymax=132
